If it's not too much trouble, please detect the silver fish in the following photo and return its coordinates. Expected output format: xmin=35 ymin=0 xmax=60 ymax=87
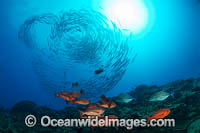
xmin=149 ymin=91 xmax=173 ymax=102
xmin=114 ymin=93 xmax=133 ymax=103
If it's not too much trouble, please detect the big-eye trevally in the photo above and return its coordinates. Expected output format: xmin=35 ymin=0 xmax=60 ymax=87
xmin=114 ymin=93 xmax=134 ymax=103
xmin=149 ymin=91 xmax=173 ymax=102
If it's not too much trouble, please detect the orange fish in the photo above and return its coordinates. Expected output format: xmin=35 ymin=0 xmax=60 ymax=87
xmin=56 ymin=89 xmax=84 ymax=101
xmin=147 ymin=109 xmax=171 ymax=123
xmin=97 ymin=102 xmax=116 ymax=109
xmin=79 ymin=107 xmax=105 ymax=116
xmin=60 ymin=91 xmax=71 ymax=96
xmin=71 ymin=89 xmax=84 ymax=97
xmin=100 ymin=95 xmax=108 ymax=104
xmin=69 ymin=98 xmax=90 ymax=105
xmin=84 ymin=104 xmax=100 ymax=110
xmin=56 ymin=93 xmax=76 ymax=101
xmin=100 ymin=95 xmax=116 ymax=108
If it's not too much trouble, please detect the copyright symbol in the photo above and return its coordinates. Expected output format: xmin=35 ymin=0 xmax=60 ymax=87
xmin=25 ymin=114 xmax=37 ymax=127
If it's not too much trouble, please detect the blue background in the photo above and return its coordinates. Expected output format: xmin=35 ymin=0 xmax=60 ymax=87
xmin=0 ymin=0 xmax=200 ymax=109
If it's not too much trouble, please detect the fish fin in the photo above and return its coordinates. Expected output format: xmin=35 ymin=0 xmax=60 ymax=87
xmin=108 ymin=99 xmax=112 ymax=108
xmin=101 ymin=95 xmax=107 ymax=104
xmin=146 ymin=115 xmax=151 ymax=124
xmin=80 ymin=89 xmax=84 ymax=94
xmin=78 ymin=110 xmax=83 ymax=116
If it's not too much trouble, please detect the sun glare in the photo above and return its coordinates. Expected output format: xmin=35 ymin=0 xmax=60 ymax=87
xmin=103 ymin=0 xmax=149 ymax=34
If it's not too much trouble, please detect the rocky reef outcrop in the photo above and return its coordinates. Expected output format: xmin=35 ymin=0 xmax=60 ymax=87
xmin=0 ymin=77 xmax=200 ymax=133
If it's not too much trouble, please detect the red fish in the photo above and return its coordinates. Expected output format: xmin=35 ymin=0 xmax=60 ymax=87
xmin=68 ymin=98 xmax=90 ymax=105
xmin=56 ymin=93 xmax=76 ymax=101
xmin=84 ymin=104 xmax=100 ymax=110
xmin=71 ymin=89 xmax=84 ymax=97
xmin=146 ymin=109 xmax=171 ymax=123
xmin=97 ymin=102 xmax=116 ymax=109
xmin=79 ymin=107 xmax=105 ymax=116
xmin=100 ymin=95 xmax=108 ymax=104
xmin=56 ymin=89 xmax=84 ymax=101
xmin=100 ymin=95 xmax=116 ymax=108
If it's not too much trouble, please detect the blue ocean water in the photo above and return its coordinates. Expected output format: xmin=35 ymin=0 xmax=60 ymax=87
xmin=0 ymin=0 xmax=200 ymax=110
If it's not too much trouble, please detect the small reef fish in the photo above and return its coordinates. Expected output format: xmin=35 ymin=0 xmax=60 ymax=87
xmin=94 ymin=68 xmax=104 ymax=74
xmin=71 ymin=89 xmax=84 ymax=97
xmin=100 ymin=95 xmax=111 ymax=104
xmin=56 ymin=92 xmax=76 ymax=101
xmin=97 ymin=102 xmax=116 ymax=109
xmin=99 ymin=95 xmax=116 ymax=108
xmin=69 ymin=98 xmax=90 ymax=105
xmin=60 ymin=91 xmax=71 ymax=96
xmin=80 ymin=115 xmax=117 ymax=120
xmin=72 ymin=82 xmax=79 ymax=87
xmin=149 ymin=91 xmax=173 ymax=102
xmin=146 ymin=109 xmax=171 ymax=123
xmin=56 ymin=89 xmax=84 ymax=101
xmin=114 ymin=93 xmax=134 ymax=103
xmin=84 ymin=104 xmax=100 ymax=110
xmin=79 ymin=107 xmax=105 ymax=116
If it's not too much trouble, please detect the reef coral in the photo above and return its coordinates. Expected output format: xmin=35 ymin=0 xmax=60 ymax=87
xmin=0 ymin=77 xmax=200 ymax=132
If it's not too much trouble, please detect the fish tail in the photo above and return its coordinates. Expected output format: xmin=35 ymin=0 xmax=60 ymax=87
xmin=146 ymin=115 xmax=151 ymax=124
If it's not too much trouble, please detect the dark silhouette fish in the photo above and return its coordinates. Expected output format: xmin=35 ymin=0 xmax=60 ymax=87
xmin=72 ymin=82 xmax=79 ymax=87
xmin=94 ymin=68 xmax=104 ymax=74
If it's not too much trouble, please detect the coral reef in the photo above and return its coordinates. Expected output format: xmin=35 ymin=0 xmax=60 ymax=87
xmin=0 ymin=77 xmax=200 ymax=132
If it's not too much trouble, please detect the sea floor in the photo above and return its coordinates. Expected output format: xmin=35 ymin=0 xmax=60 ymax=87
xmin=1 ymin=77 xmax=200 ymax=133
